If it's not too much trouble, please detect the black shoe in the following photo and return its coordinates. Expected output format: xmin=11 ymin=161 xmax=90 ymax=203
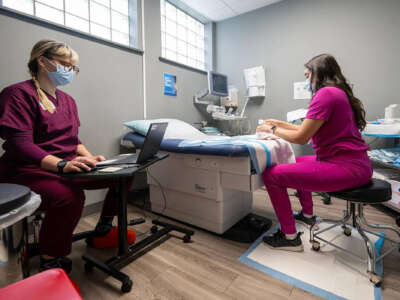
xmin=94 ymin=216 xmax=114 ymax=237
xmin=262 ymin=230 xmax=304 ymax=252
xmin=294 ymin=211 xmax=317 ymax=227
xmin=40 ymin=256 xmax=72 ymax=274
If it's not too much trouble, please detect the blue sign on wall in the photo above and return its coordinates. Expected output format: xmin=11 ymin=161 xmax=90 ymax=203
xmin=163 ymin=73 xmax=177 ymax=96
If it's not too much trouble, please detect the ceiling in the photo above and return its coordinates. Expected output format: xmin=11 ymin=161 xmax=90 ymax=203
xmin=178 ymin=0 xmax=283 ymax=22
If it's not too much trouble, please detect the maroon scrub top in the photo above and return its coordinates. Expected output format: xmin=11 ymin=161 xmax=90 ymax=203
xmin=0 ymin=80 xmax=81 ymax=178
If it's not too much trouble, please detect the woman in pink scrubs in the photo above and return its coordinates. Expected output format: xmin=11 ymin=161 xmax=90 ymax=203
xmin=0 ymin=40 xmax=118 ymax=272
xmin=257 ymin=54 xmax=372 ymax=251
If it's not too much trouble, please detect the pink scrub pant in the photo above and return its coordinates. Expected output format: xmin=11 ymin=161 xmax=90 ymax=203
xmin=262 ymin=151 xmax=373 ymax=234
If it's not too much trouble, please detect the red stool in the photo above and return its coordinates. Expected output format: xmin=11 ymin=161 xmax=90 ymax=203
xmin=0 ymin=268 xmax=82 ymax=300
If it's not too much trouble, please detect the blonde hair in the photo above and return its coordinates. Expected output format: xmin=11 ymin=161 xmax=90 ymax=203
xmin=28 ymin=40 xmax=79 ymax=113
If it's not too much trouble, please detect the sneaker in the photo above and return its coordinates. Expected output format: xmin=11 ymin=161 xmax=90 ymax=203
xmin=40 ymin=256 xmax=72 ymax=273
xmin=262 ymin=230 xmax=304 ymax=252
xmin=294 ymin=211 xmax=317 ymax=227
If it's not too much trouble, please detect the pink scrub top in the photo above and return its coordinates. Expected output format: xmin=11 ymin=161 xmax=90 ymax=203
xmin=306 ymin=86 xmax=369 ymax=159
xmin=0 ymin=80 xmax=81 ymax=178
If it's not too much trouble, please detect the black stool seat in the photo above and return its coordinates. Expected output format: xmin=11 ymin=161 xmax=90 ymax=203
xmin=328 ymin=178 xmax=392 ymax=203
xmin=0 ymin=184 xmax=31 ymax=215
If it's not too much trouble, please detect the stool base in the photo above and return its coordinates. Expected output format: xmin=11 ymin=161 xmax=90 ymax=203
xmin=310 ymin=201 xmax=400 ymax=287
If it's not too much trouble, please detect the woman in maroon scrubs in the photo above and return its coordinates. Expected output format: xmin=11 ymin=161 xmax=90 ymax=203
xmin=0 ymin=40 xmax=117 ymax=272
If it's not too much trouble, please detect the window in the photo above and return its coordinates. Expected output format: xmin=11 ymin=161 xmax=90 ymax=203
xmin=160 ymin=0 xmax=205 ymax=70
xmin=1 ymin=0 xmax=135 ymax=47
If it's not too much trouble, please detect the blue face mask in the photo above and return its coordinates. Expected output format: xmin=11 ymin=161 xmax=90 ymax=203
xmin=305 ymin=77 xmax=312 ymax=92
xmin=48 ymin=64 xmax=74 ymax=86
xmin=305 ymin=77 xmax=316 ymax=93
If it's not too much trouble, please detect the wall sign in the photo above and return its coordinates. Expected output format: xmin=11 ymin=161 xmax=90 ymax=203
xmin=293 ymin=81 xmax=311 ymax=100
xmin=163 ymin=73 xmax=177 ymax=96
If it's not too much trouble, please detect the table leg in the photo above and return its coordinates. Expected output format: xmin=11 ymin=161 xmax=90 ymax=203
xmin=117 ymin=177 xmax=129 ymax=256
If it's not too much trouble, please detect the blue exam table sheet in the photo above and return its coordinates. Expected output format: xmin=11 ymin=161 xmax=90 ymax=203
xmin=122 ymin=132 xmax=250 ymax=157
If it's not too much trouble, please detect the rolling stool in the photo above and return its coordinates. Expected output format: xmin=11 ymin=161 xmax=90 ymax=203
xmin=0 ymin=268 xmax=82 ymax=300
xmin=310 ymin=178 xmax=400 ymax=287
xmin=0 ymin=184 xmax=41 ymax=273
xmin=1 ymin=184 xmax=32 ymax=255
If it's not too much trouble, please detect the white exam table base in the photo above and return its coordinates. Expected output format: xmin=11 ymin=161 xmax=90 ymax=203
xmin=147 ymin=152 xmax=263 ymax=234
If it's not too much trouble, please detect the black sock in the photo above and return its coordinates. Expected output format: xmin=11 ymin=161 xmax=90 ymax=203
xmin=99 ymin=215 xmax=114 ymax=225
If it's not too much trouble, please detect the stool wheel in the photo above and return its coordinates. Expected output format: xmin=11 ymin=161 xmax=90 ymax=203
xmin=312 ymin=241 xmax=320 ymax=251
xmin=343 ymin=226 xmax=352 ymax=237
xmin=183 ymin=235 xmax=191 ymax=243
xmin=396 ymin=216 xmax=400 ymax=227
xmin=323 ymin=195 xmax=331 ymax=205
xmin=84 ymin=262 xmax=94 ymax=273
xmin=311 ymin=224 xmax=320 ymax=232
xmin=121 ymin=279 xmax=133 ymax=293
xmin=151 ymin=225 xmax=158 ymax=234
xmin=368 ymin=272 xmax=382 ymax=287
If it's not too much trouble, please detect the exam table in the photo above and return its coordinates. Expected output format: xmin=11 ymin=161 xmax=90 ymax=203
xmin=122 ymin=132 xmax=283 ymax=234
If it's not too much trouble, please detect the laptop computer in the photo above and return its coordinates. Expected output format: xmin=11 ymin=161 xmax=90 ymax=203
xmin=96 ymin=122 xmax=168 ymax=167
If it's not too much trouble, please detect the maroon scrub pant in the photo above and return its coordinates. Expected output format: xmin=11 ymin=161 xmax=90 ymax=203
xmin=2 ymin=168 xmax=130 ymax=257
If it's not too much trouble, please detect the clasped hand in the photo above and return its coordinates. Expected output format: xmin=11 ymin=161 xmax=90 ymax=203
xmin=256 ymin=119 xmax=281 ymax=133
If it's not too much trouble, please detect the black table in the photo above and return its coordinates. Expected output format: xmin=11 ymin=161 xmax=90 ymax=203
xmin=62 ymin=153 xmax=194 ymax=293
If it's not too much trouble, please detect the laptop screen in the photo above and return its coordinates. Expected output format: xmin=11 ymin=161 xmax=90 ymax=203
xmin=136 ymin=122 xmax=168 ymax=164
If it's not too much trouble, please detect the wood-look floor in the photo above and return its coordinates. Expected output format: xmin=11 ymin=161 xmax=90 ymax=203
xmin=1 ymin=189 xmax=400 ymax=300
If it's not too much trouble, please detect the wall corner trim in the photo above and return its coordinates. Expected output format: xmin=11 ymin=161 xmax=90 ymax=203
xmin=158 ymin=57 xmax=207 ymax=75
